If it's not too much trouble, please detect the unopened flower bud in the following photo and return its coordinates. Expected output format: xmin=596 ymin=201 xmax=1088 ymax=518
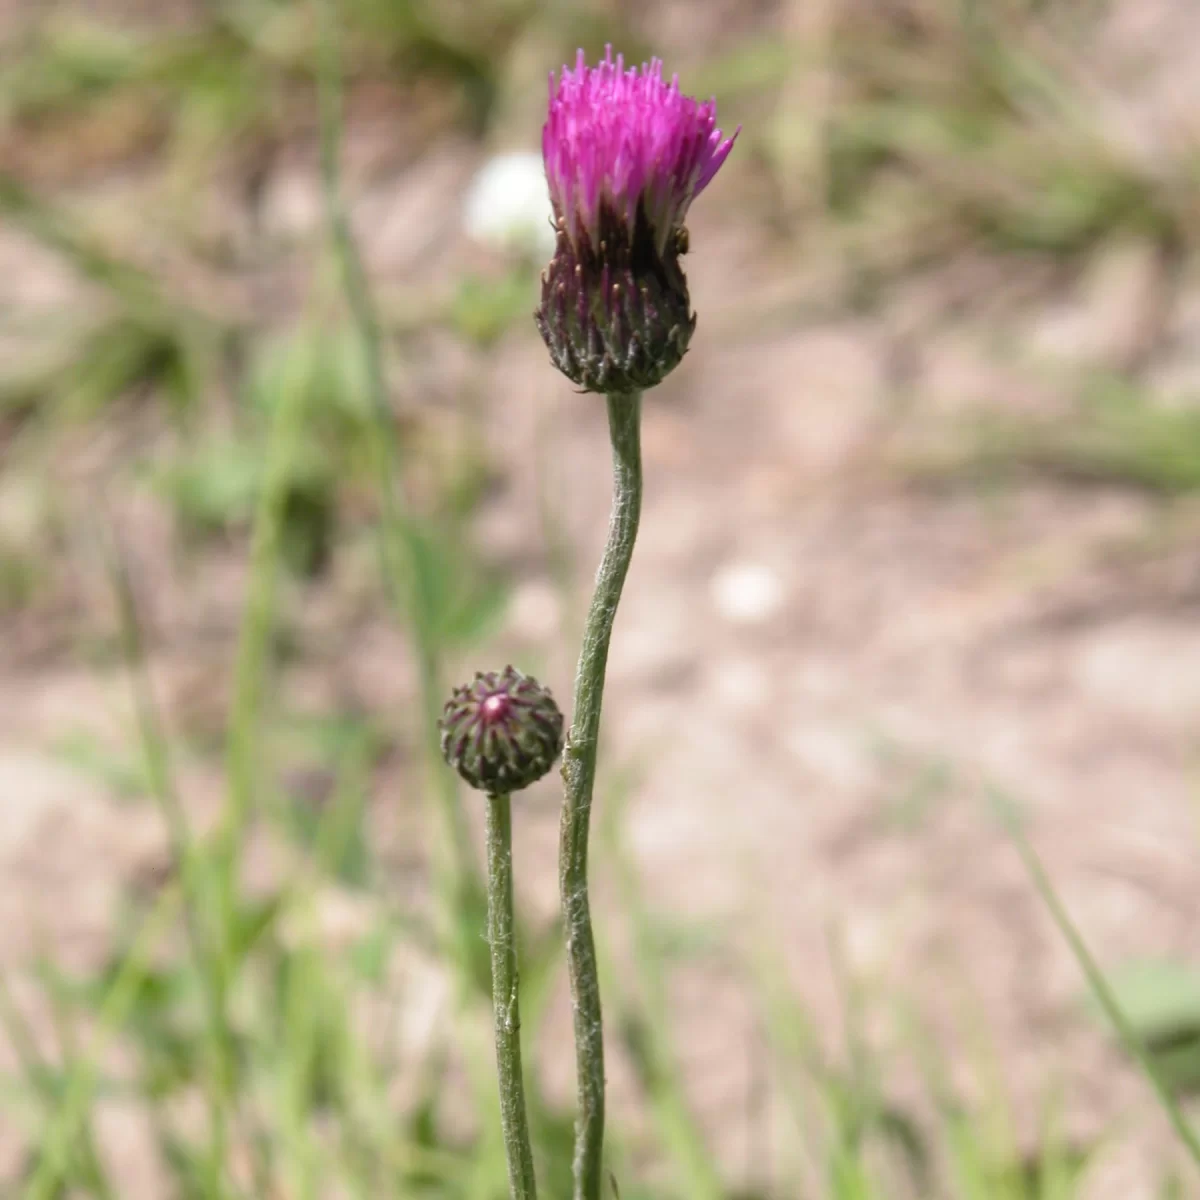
xmin=439 ymin=666 xmax=565 ymax=794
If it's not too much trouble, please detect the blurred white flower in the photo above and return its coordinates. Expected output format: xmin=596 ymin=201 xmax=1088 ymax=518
xmin=710 ymin=561 xmax=786 ymax=626
xmin=463 ymin=151 xmax=555 ymax=257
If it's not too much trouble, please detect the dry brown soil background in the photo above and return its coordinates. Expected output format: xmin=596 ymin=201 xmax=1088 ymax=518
xmin=4 ymin=0 xmax=1200 ymax=1196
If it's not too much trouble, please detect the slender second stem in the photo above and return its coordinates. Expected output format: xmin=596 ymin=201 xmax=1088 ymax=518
xmin=560 ymin=390 xmax=644 ymax=1200
xmin=486 ymin=793 xmax=539 ymax=1200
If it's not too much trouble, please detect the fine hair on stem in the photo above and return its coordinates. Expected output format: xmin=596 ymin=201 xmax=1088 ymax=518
xmin=560 ymin=390 xmax=644 ymax=1200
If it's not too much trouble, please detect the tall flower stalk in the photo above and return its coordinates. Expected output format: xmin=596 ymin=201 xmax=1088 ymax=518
xmin=440 ymin=668 xmax=566 ymax=1200
xmin=536 ymin=47 xmax=737 ymax=1200
xmin=440 ymin=48 xmax=735 ymax=1200
xmin=484 ymin=789 xmax=537 ymax=1200
xmin=558 ymin=388 xmax=642 ymax=1200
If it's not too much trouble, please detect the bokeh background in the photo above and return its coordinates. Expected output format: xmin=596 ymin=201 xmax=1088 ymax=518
xmin=3 ymin=0 xmax=1200 ymax=1196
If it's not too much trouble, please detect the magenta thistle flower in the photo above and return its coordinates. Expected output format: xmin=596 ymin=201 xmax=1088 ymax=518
xmin=535 ymin=47 xmax=738 ymax=394
xmin=543 ymin=48 xmax=737 ymax=258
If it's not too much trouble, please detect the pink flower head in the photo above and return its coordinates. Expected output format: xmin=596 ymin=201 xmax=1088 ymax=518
xmin=543 ymin=47 xmax=738 ymax=256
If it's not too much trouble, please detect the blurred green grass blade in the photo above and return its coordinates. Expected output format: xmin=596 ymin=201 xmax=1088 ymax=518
xmin=515 ymin=919 xmax=565 ymax=1049
xmin=1098 ymin=961 xmax=1200 ymax=1095
xmin=303 ymin=722 xmax=374 ymax=887
xmin=104 ymin=525 xmax=198 ymax=879
xmin=276 ymin=942 xmax=326 ymax=1200
xmin=0 ymin=19 xmax=146 ymax=114
xmin=216 ymin=308 xmax=313 ymax=923
xmin=0 ymin=171 xmax=221 ymax=331
xmin=313 ymin=0 xmax=482 ymax=1004
xmin=1036 ymin=1088 xmax=1090 ymax=1200
xmin=100 ymin=517 xmax=248 ymax=1196
xmin=155 ymin=289 xmax=312 ymax=1190
xmin=32 ymin=956 xmax=119 ymax=1199
xmin=689 ymin=37 xmax=796 ymax=99
xmin=49 ymin=729 xmax=151 ymax=801
xmin=753 ymin=947 xmax=936 ymax=1196
xmin=993 ymin=788 xmax=1200 ymax=1174
xmin=450 ymin=267 xmax=539 ymax=347
xmin=598 ymin=769 xmax=726 ymax=1200
xmin=747 ymin=944 xmax=825 ymax=1178
xmin=901 ymin=1007 xmax=1004 ymax=1200
xmin=902 ymin=370 xmax=1200 ymax=498
xmin=404 ymin=517 xmax=510 ymax=648
xmin=26 ymin=885 xmax=183 ymax=1200
xmin=0 ymin=973 xmax=53 ymax=1094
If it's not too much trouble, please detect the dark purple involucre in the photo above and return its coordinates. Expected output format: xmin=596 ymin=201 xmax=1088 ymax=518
xmin=535 ymin=47 xmax=738 ymax=394
xmin=439 ymin=667 xmax=565 ymax=794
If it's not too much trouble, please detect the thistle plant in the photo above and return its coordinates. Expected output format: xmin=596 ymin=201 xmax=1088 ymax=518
xmin=439 ymin=48 xmax=734 ymax=1200
xmin=440 ymin=667 xmax=565 ymax=1200
xmin=537 ymin=47 xmax=736 ymax=1200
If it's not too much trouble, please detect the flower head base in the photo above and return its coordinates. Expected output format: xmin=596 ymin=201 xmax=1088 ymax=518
xmin=439 ymin=666 xmax=565 ymax=794
xmin=535 ymin=47 xmax=737 ymax=394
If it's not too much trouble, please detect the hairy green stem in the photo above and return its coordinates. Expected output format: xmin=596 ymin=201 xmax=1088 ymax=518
xmin=560 ymin=390 xmax=643 ymax=1200
xmin=486 ymin=793 xmax=539 ymax=1200
xmin=998 ymin=791 xmax=1200 ymax=1172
